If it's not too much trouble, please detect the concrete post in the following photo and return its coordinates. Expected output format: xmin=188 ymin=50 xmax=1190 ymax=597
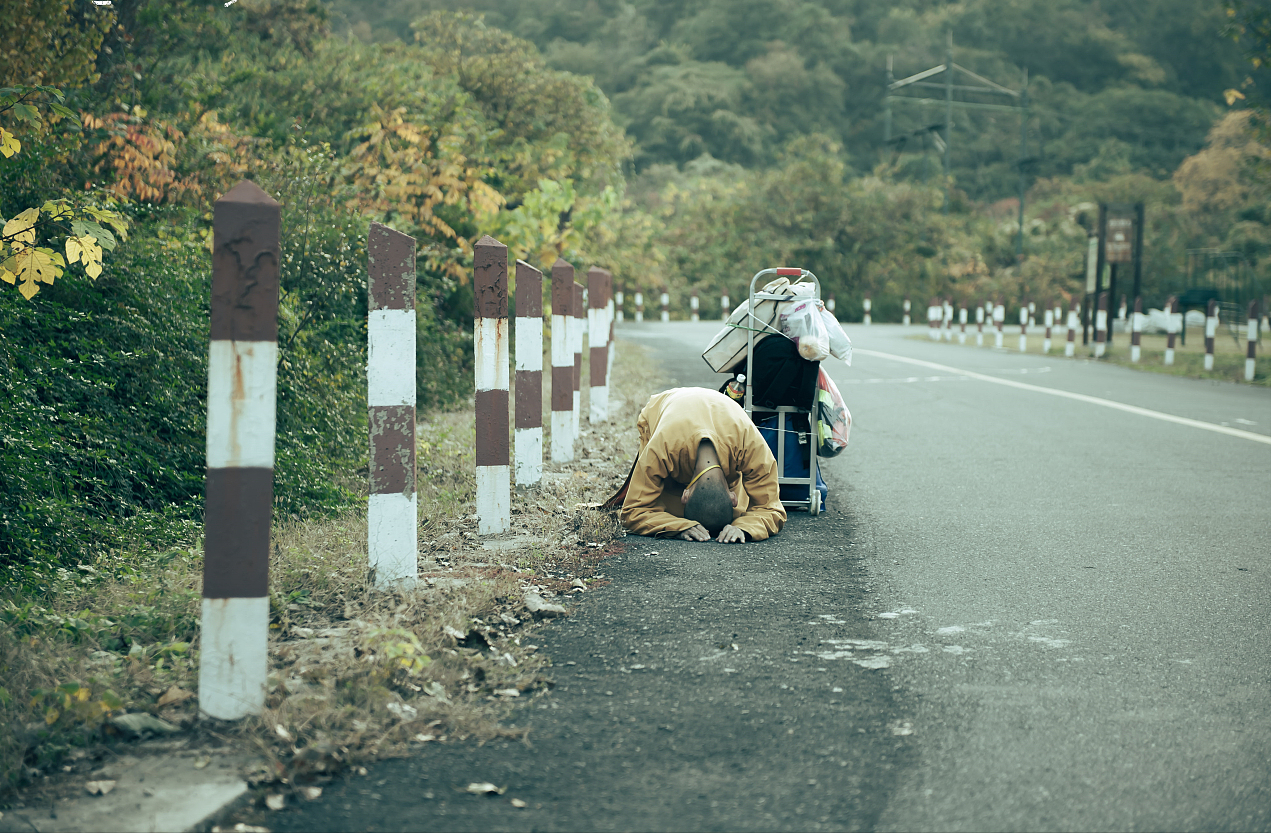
xmin=1019 ymin=303 xmax=1028 ymax=352
xmin=614 ymin=285 xmax=624 ymax=324
xmin=1130 ymin=296 xmax=1144 ymax=363
xmin=514 ymin=260 xmax=543 ymax=488
xmin=1094 ymin=292 xmax=1108 ymax=358
xmin=473 ymin=236 xmax=509 ymax=536
xmin=994 ymin=301 xmax=1005 ymax=349
xmin=660 ymin=289 xmax=670 ymax=323
xmin=1203 ymin=299 xmax=1218 ymax=371
xmin=572 ymin=282 xmax=583 ymax=441
xmin=862 ymin=294 xmax=871 ymax=325
xmin=200 ymin=180 xmax=279 ymax=721
xmin=827 ymin=294 xmax=836 ymax=314
xmin=367 ymin=223 xmax=418 ymax=589
xmin=1246 ymin=300 xmax=1259 ymax=381
xmin=928 ymin=299 xmax=940 ymax=340
xmin=721 ymin=292 xmax=730 ymax=321
xmin=958 ymin=305 xmax=967 ymax=344
xmin=902 ymin=297 xmax=911 ymax=327
xmin=690 ymin=288 xmax=699 ymax=322
xmin=1165 ymin=296 xmax=1177 ymax=366
xmin=975 ymin=303 xmax=984 ymax=346
xmin=1065 ymin=299 xmax=1078 ymax=357
xmin=550 ymin=259 xmax=574 ymax=462
xmin=1042 ymin=305 xmax=1053 ymax=354
xmin=635 ymin=291 xmax=644 ymax=323
xmin=589 ymin=267 xmax=611 ymax=422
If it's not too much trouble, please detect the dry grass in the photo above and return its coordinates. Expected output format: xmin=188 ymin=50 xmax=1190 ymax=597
xmin=0 ymin=339 xmax=657 ymax=809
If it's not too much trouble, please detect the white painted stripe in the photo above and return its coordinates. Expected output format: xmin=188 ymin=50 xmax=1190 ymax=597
xmin=1203 ymin=353 xmax=1212 ymax=370
xmin=551 ymin=314 xmax=569 ymax=368
xmin=368 ymin=309 xmax=415 ymax=407
xmin=207 ymin=340 xmax=278 ymax=469
xmin=572 ymin=390 xmax=581 ymax=436
xmin=368 ymin=491 xmax=417 ymax=588
xmin=475 ymin=318 xmax=509 ymax=392
xmin=515 ymin=426 xmax=543 ymax=486
xmin=855 ymin=348 xmax=1271 ymax=445
xmin=198 ymin=596 xmax=268 ymax=720
xmin=588 ymin=308 xmax=605 ymax=350
xmin=476 ymin=466 xmax=510 ymax=535
xmin=551 ymin=410 xmax=573 ymax=462
xmin=590 ymin=385 xmax=609 ymax=423
xmin=1132 ymin=345 xmax=1142 ymax=363
xmin=1246 ymin=358 xmax=1256 ymax=382
xmin=516 ymin=317 xmax=543 ymax=372
xmin=1205 ymin=316 xmax=1217 ymax=338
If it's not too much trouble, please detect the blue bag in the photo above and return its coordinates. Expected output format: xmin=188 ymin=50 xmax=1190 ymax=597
xmin=755 ymin=415 xmax=828 ymax=509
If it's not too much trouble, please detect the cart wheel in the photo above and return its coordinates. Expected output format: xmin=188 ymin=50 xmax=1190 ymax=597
xmin=809 ymin=489 xmax=821 ymax=516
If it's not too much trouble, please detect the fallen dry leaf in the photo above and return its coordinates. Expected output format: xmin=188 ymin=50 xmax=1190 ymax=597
xmin=156 ymin=686 xmax=194 ymax=708
xmin=265 ymin=794 xmax=286 ymax=811
xmin=510 ymin=798 xmax=527 ymax=809
xmin=85 ymin=780 xmax=116 ymax=796
xmin=465 ymin=782 xmax=506 ymax=796
xmin=413 ymin=733 xmax=436 ymax=743
xmin=301 ymin=786 xmax=322 ymax=800
xmin=274 ymin=724 xmax=292 ymax=741
xmin=193 ymin=756 xmax=212 ymax=770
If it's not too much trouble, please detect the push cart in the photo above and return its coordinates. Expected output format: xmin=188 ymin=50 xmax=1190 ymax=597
xmin=742 ymin=267 xmax=823 ymax=516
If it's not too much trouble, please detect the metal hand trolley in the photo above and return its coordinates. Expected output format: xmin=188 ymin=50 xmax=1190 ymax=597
xmin=742 ymin=267 xmax=822 ymax=516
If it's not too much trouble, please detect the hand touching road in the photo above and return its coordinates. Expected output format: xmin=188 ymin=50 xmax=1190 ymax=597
xmin=678 ymin=524 xmax=747 ymax=543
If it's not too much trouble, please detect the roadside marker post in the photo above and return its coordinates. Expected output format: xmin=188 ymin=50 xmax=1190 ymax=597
xmin=1094 ymin=292 xmax=1108 ymax=358
xmin=1164 ymin=296 xmax=1177 ymax=366
xmin=1053 ymin=301 xmax=1064 ymax=335
xmin=958 ymin=305 xmax=967 ymax=344
xmin=943 ymin=300 xmax=953 ymax=341
xmin=994 ymin=301 xmax=1005 ymax=349
xmin=1028 ymin=301 xmax=1036 ymax=328
xmin=1131 ymin=296 xmax=1144 ymax=363
xmin=721 ymin=292 xmax=730 ymax=321
xmin=1019 ymin=303 xmax=1028 ymax=352
xmin=827 ymin=294 xmax=836 ymax=314
xmin=862 ymin=294 xmax=871 ymax=326
xmin=1247 ymin=300 xmax=1259 ymax=382
xmin=589 ymin=267 xmax=611 ymax=423
xmin=902 ymin=297 xmax=911 ymax=327
xmin=975 ymin=304 xmax=984 ymax=346
xmin=1042 ymin=304 xmax=1053 ymax=354
xmin=514 ymin=260 xmax=544 ymax=488
xmin=474 ymin=236 xmax=510 ymax=536
xmin=607 ymin=283 xmax=616 ymax=382
xmin=1118 ymin=295 xmax=1128 ymax=325
xmin=200 ymin=180 xmax=280 ymax=721
xmin=550 ymin=259 xmax=575 ymax=463
xmin=928 ymin=300 xmax=940 ymax=340
xmin=1065 ymin=299 xmax=1078 ymax=357
xmin=690 ymin=288 xmax=699 ymax=322
xmin=634 ymin=291 xmax=644 ymax=323
xmin=1204 ymin=299 xmax=1218 ymax=371
xmin=572 ymin=282 xmax=584 ymax=442
xmin=660 ymin=289 xmax=670 ymax=323
xmin=614 ymin=285 xmax=624 ymax=324
xmin=367 ymin=223 xmax=419 ymax=589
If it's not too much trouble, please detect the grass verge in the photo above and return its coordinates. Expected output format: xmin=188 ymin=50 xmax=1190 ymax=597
xmin=1 ymin=339 xmax=659 ymax=815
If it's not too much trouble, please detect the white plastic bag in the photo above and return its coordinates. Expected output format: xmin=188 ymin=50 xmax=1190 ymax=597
xmin=819 ymin=307 xmax=852 ymax=365
xmin=779 ymin=298 xmax=830 ymax=361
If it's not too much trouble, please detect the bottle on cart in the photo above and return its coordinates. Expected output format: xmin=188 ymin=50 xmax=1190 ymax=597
xmin=725 ymin=373 xmax=746 ymax=403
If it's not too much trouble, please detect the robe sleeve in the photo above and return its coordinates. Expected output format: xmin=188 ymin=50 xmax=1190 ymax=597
xmin=618 ymin=441 xmax=700 ymax=538
xmin=727 ymin=432 xmax=786 ymax=541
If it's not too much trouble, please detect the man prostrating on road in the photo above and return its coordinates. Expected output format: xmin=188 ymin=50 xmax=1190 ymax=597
xmin=613 ymin=387 xmax=786 ymax=543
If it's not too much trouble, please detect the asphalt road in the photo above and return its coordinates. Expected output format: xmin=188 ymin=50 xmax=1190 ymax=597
xmin=267 ymin=321 xmax=1270 ymax=832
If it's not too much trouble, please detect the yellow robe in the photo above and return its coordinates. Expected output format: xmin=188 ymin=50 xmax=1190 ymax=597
xmin=619 ymin=387 xmax=787 ymax=540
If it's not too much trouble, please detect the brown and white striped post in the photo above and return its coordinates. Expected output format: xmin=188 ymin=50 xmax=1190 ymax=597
xmin=1042 ymin=302 xmax=1053 ymax=354
xmin=1028 ymin=301 xmax=1036 ymax=328
xmin=958 ymin=304 xmax=967 ymax=344
xmin=1130 ymin=296 xmax=1144 ymax=363
xmin=862 ymin=294 xmax=871 ymax=326
xmin=200 ymin=180 xmax=280 ymax=721
xmin=721 ymin=291 xmax=730 ymax=320
xmin=572 ymin=282 xmax=584 ymax=440
xmin=1164 ymin=296 xmax=1178 ymax=366
xmin=1203 ymin=299 xmax=1218 ymax=371
xmin=550 ymin=259 xmax=575 ymax=462
xmin=474 ymin=236 xmax=510 ymax=535
xmin=1065 ymin=298 xmax=1079 ymax=357
xmin=690 ymin=288 xmax=700 ymax=322
xmin=943 ymin=300 xmax=953 ymax=341
xmin=514 ymin=261 xmax=543 ymax=487
xmin=1094 ymin=292 xmax=1108 ymax=358
xmin=902 ymin=296 xmax=911 ymax=327
xmin=1053 ymin=301 xmax=1064 ymax=335
xmin=827 ymin=294 xmax=836 ymax=314
xmin=660 ymin=288 xmax=670 ymax=323
xmin=1019 ymin=302 xmax=1029 ymax=352
xmin=367 ymin=223 xmax=418 ymax=590
xmin=993 ymin=301 xmax=1005 ymax=348
xmin=607 ymin=281 xmax=616 ymax=381
xmin=927 ymin=299 xmax=940 ymax=340
xmin=975 ymin=302 xmax=985 ymax=346
xmin=589 ymin=266 xmax=611 ymax=423
xmin=1246 ymin=300 xmax=1259 ymax=381
xmin=615 ymin=284 xmax=625 ymax=324
xmin=634 ymin=290 xmax=644 ymax=323
xmin=1118 ymin=295 xmax=1128 ymax=326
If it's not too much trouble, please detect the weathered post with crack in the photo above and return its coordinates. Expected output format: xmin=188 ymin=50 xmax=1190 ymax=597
xmin=367 ymin=223 xmax=419 ymax=588
xmin=200 ymin=180 xmax=280 ymax=721
xmin=474 ymin=235 xmax=510 ymax=535
xmin=550 ymin=258 xmax=575 ymax=463
xmin=589 ymin=266 xmax=611 ymax=423
xmin=514 ymin=260 xmax=544 ymax=488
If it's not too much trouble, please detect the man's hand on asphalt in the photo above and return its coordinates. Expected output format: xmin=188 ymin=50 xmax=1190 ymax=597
xmin=678 ymin=524 xmax=711 ymax=541
xmin=716 ymin=524 xmax=746 ymax=544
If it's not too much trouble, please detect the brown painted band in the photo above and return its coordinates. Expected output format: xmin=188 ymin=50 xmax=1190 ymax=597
xmin=1205 ymin=337 xmax=1214 ymax=353
xmin=1249 ymin=341 xmax=1257 ymax=359
xmin=551 ymin=260 xmax=574 ymax=315
xmin=474 ymin=388 xmax=510 ymax=467
xmin=204 ymin=466 xmax=273 ymax=598
xmin=551 ymin=366 xmax=572 ymax=411
xmin=369 ymin=404 xmax=416 ymax=496
xmin=515 ymin=370 xmax=542 ymax=429
xmin=590 ymin=346 xmax=607 ymax=385
xmin=515 ymin=262 xmax=543 ymax=317
xmin=210 ymin=181 xmax=281 ymax=342
xmin=1132 ymin=332 xmax=1141 ymax=346
xmin=573 ymin=353 xmax=581 ymax=392
xmin=368 ymin=223 xmax=416 ymax=311
xmin=474 ymin=236 xmax=509 ymax=320
xmin=588 ymin=269 xmax=607 ymax=309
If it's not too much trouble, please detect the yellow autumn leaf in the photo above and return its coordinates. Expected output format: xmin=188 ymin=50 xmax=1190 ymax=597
xmin=3 ymin=208 xmax=40 ymax=247
xmin=67 ymin=235 xmax=104 ymax=278
xmin=0 ymin=264 xmax=14 ymax=284
xmin=1224 ymin=89 xmax=1247 ymax=106
xmin=0 ymin=127 xmax=19 ymax=158
xmin=5 ymin=247 xmax=64 ymax=299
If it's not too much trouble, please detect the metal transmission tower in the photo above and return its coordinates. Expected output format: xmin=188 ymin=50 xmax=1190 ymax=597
xmin=884 ymin=34 xmax=1031 ymax=257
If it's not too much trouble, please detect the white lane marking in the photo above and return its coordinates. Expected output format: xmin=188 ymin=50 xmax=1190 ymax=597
xmin=854 ymin=348 xmax=1271 ymax=446
xmin=838 ymin=375 xmax=971 ymax=384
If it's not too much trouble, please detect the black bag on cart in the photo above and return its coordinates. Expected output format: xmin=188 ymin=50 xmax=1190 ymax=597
xmin=718 ymin=335 xmax=819 ymax=410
